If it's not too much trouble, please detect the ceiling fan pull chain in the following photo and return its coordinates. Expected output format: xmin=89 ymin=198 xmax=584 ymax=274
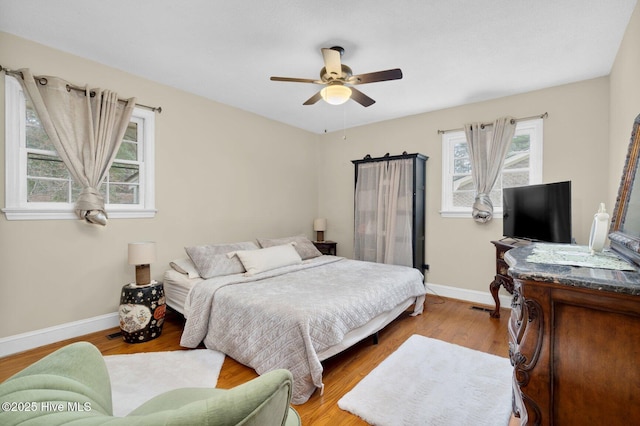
xmin=343 ymin=105 xmax=348 ymax=140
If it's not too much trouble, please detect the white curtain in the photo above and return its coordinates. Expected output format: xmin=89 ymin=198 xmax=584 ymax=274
xmin=354 ymin=158 xmax=413 ymax=266
xmin=464 ymin=116 xmax=517 ymax=223
xmin=19 ymin=69 xmax=136 ymax=225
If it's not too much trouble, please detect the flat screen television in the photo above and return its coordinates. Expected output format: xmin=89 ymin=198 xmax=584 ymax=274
xmin=502 ymin=181 xmax=572 ymax=243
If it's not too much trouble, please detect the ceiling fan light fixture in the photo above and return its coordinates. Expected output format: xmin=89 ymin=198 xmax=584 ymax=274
xmin=320 ymin=84 xmax=352 ymax=105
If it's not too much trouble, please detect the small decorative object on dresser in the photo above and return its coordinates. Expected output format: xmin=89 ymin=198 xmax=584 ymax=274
xmin=313 ymin=240 xmax=337 ymax=256
xmin=489 ymin=239 xmax=530 ymax=318
xmin=119 ymin=281 xmax=166 ymax=343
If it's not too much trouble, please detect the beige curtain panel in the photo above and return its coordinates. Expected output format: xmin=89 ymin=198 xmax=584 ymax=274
xmin=19 ymin=69 xmax=136 ymax=225
xmin=354 ymin=158 xmax=413 ymax=266
xmin=464 ymin=116 xmax=517 ymax=223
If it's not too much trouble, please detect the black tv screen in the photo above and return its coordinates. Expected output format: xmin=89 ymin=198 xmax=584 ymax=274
xmin=502 ymin=181 xmax=572 ymax=243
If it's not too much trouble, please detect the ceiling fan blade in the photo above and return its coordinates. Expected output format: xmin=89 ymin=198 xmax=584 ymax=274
xmin=349 ymin=87 xmax=376 ymax=107
xmin=303 ymin=91 xmax=323 ymax=105
xmin=270 ymin=76 xmax=323 ymax=84
xmin=348 ymin=68 xmax=403 ymax=85
xmin=321 ymin=48 xmax=342 ymax=79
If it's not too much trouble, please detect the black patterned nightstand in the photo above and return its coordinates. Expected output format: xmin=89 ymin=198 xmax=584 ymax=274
xmin=313 ymin=240 xmax=337 ymax=256
xmin=119 ymin=281 xmax=166 ymax=343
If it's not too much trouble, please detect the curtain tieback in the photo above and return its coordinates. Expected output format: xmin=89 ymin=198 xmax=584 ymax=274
xmin=472 ymin=193 xmax=494 ymax=223
xmin=76 ymin=186 xmax=108 ymax=225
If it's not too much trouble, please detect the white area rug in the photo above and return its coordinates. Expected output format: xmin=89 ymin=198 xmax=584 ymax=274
xmin=338 ymin=335 xmax=512 ymax=426
xmin=104 ymin=349 xmax=225 ymax=417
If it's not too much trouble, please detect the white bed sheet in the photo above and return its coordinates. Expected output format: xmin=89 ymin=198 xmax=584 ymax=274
xmin=162 ymin=269 xmax=202 ymax=316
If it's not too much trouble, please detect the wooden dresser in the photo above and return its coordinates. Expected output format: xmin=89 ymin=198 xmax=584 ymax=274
xmin=505 ymin=244 xmax=640 ymax=425
xmin=490 ymin=239 xmax=530 ymax=318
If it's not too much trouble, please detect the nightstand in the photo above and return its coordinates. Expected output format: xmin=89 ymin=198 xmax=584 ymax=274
xmin=313 ymin=240 xmax=337 ymax=256
xmin=119 ymin=281 xmax=166 ymax=343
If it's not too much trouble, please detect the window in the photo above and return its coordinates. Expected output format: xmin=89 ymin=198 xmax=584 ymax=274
xmin=441 ymin=119 xmax=543 ymax=217
xmin=3 ymin=75 xmax=156 ymax=220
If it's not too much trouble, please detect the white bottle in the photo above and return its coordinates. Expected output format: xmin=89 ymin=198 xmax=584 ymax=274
xmin=589 ymin=203 xmax=610 ymax=254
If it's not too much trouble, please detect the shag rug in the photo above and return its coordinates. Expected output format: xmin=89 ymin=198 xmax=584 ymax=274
xmin=338 ymin=334 xmax=512 ymax=426
xmin=104 ymin=349 xmax=225 ymax=416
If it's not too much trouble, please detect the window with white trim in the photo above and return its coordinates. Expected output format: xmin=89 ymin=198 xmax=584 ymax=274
xmin=441 ymin=119 xmax=543 ymax=217
xmin=3 ymin=75 xmax=156 ymax=220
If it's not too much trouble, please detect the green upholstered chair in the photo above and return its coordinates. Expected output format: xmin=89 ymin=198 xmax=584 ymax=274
xmin=0 ymin=341 xmax=301 ymax=426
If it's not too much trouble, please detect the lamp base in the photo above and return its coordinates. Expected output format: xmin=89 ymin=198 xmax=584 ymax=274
xmin=316 ymin=231 xmax=325 ymax=242
xmin=135 ymin=264 xmax=151 ymax=286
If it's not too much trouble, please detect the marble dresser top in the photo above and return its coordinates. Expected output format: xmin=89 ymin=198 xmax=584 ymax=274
xmin=505 ymin=243 xmax=640 ymax=296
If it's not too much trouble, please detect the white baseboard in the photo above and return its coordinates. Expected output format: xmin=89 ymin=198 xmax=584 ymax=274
xmin=0 ymin=312 xmax=119 ymax=358
xmin=425 ymin=282 xmax=513 ymax=311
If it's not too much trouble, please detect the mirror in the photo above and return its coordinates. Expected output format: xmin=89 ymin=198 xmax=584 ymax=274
xmin=609 ymin=113 xmax=640 ymax=266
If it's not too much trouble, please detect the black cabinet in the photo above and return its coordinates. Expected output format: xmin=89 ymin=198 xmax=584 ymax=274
xmin=352 ymin=153 xmax=427 ymax=273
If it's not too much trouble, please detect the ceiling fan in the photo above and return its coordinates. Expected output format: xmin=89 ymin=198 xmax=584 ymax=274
xmin=270 ymin=46 xmax=403 ymax=107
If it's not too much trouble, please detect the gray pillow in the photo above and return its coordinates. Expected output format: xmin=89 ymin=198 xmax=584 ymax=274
xmin=257 ymin=235 xmax=322 ymax=260
xmin=185 ymin=241 xmax=258 ymax=279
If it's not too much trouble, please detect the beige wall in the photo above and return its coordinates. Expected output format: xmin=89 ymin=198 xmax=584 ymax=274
xmin=317 ymin=79 xmax=610 ymax=293
xmin=0 ymin=32 xmax=319 ymax=337
xmin=610 ymin=2 xmax=640 ymax=205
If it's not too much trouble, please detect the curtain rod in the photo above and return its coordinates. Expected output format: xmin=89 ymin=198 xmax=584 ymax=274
xmin=437 ymin=112 xmax=548 ymax=134
xmin=0 ymin=65 xmax=162 ymax=113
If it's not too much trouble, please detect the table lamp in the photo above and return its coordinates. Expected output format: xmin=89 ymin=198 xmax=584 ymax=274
xmin=128 ymin=242 xmax=156 ymax=286
xmin=314 ymin=218 xmax=327 ymax=242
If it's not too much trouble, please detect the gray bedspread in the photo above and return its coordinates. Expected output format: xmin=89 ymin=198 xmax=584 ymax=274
xmin=180 ymin=256 xmax=426 ymax=404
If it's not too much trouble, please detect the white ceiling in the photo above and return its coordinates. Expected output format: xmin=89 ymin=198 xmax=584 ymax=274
xmin=0 ymin=0 xmax=637 ymax=134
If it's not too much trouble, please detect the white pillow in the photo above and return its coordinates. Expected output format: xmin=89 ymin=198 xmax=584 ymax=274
xmin=169 ymin=258 xmax=200 ymax=279
xmin=229 ymin=243 xmax=302 ymax=276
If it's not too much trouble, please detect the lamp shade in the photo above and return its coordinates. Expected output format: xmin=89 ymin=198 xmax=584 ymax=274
xmin=128 ymin=242 xmax=156 ymax=265
xmin=320 ymin=85 xmax=352 ymax=105
xmin=313 ymin=218 xmax=327 ymax=231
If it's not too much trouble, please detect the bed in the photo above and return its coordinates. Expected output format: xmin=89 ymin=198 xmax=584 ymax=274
xmin=165 ymin=236 xmax=426 ymax=404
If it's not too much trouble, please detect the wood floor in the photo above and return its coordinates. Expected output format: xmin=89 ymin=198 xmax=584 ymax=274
xmin=0 ymin=295 xmax=513 ymax=425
